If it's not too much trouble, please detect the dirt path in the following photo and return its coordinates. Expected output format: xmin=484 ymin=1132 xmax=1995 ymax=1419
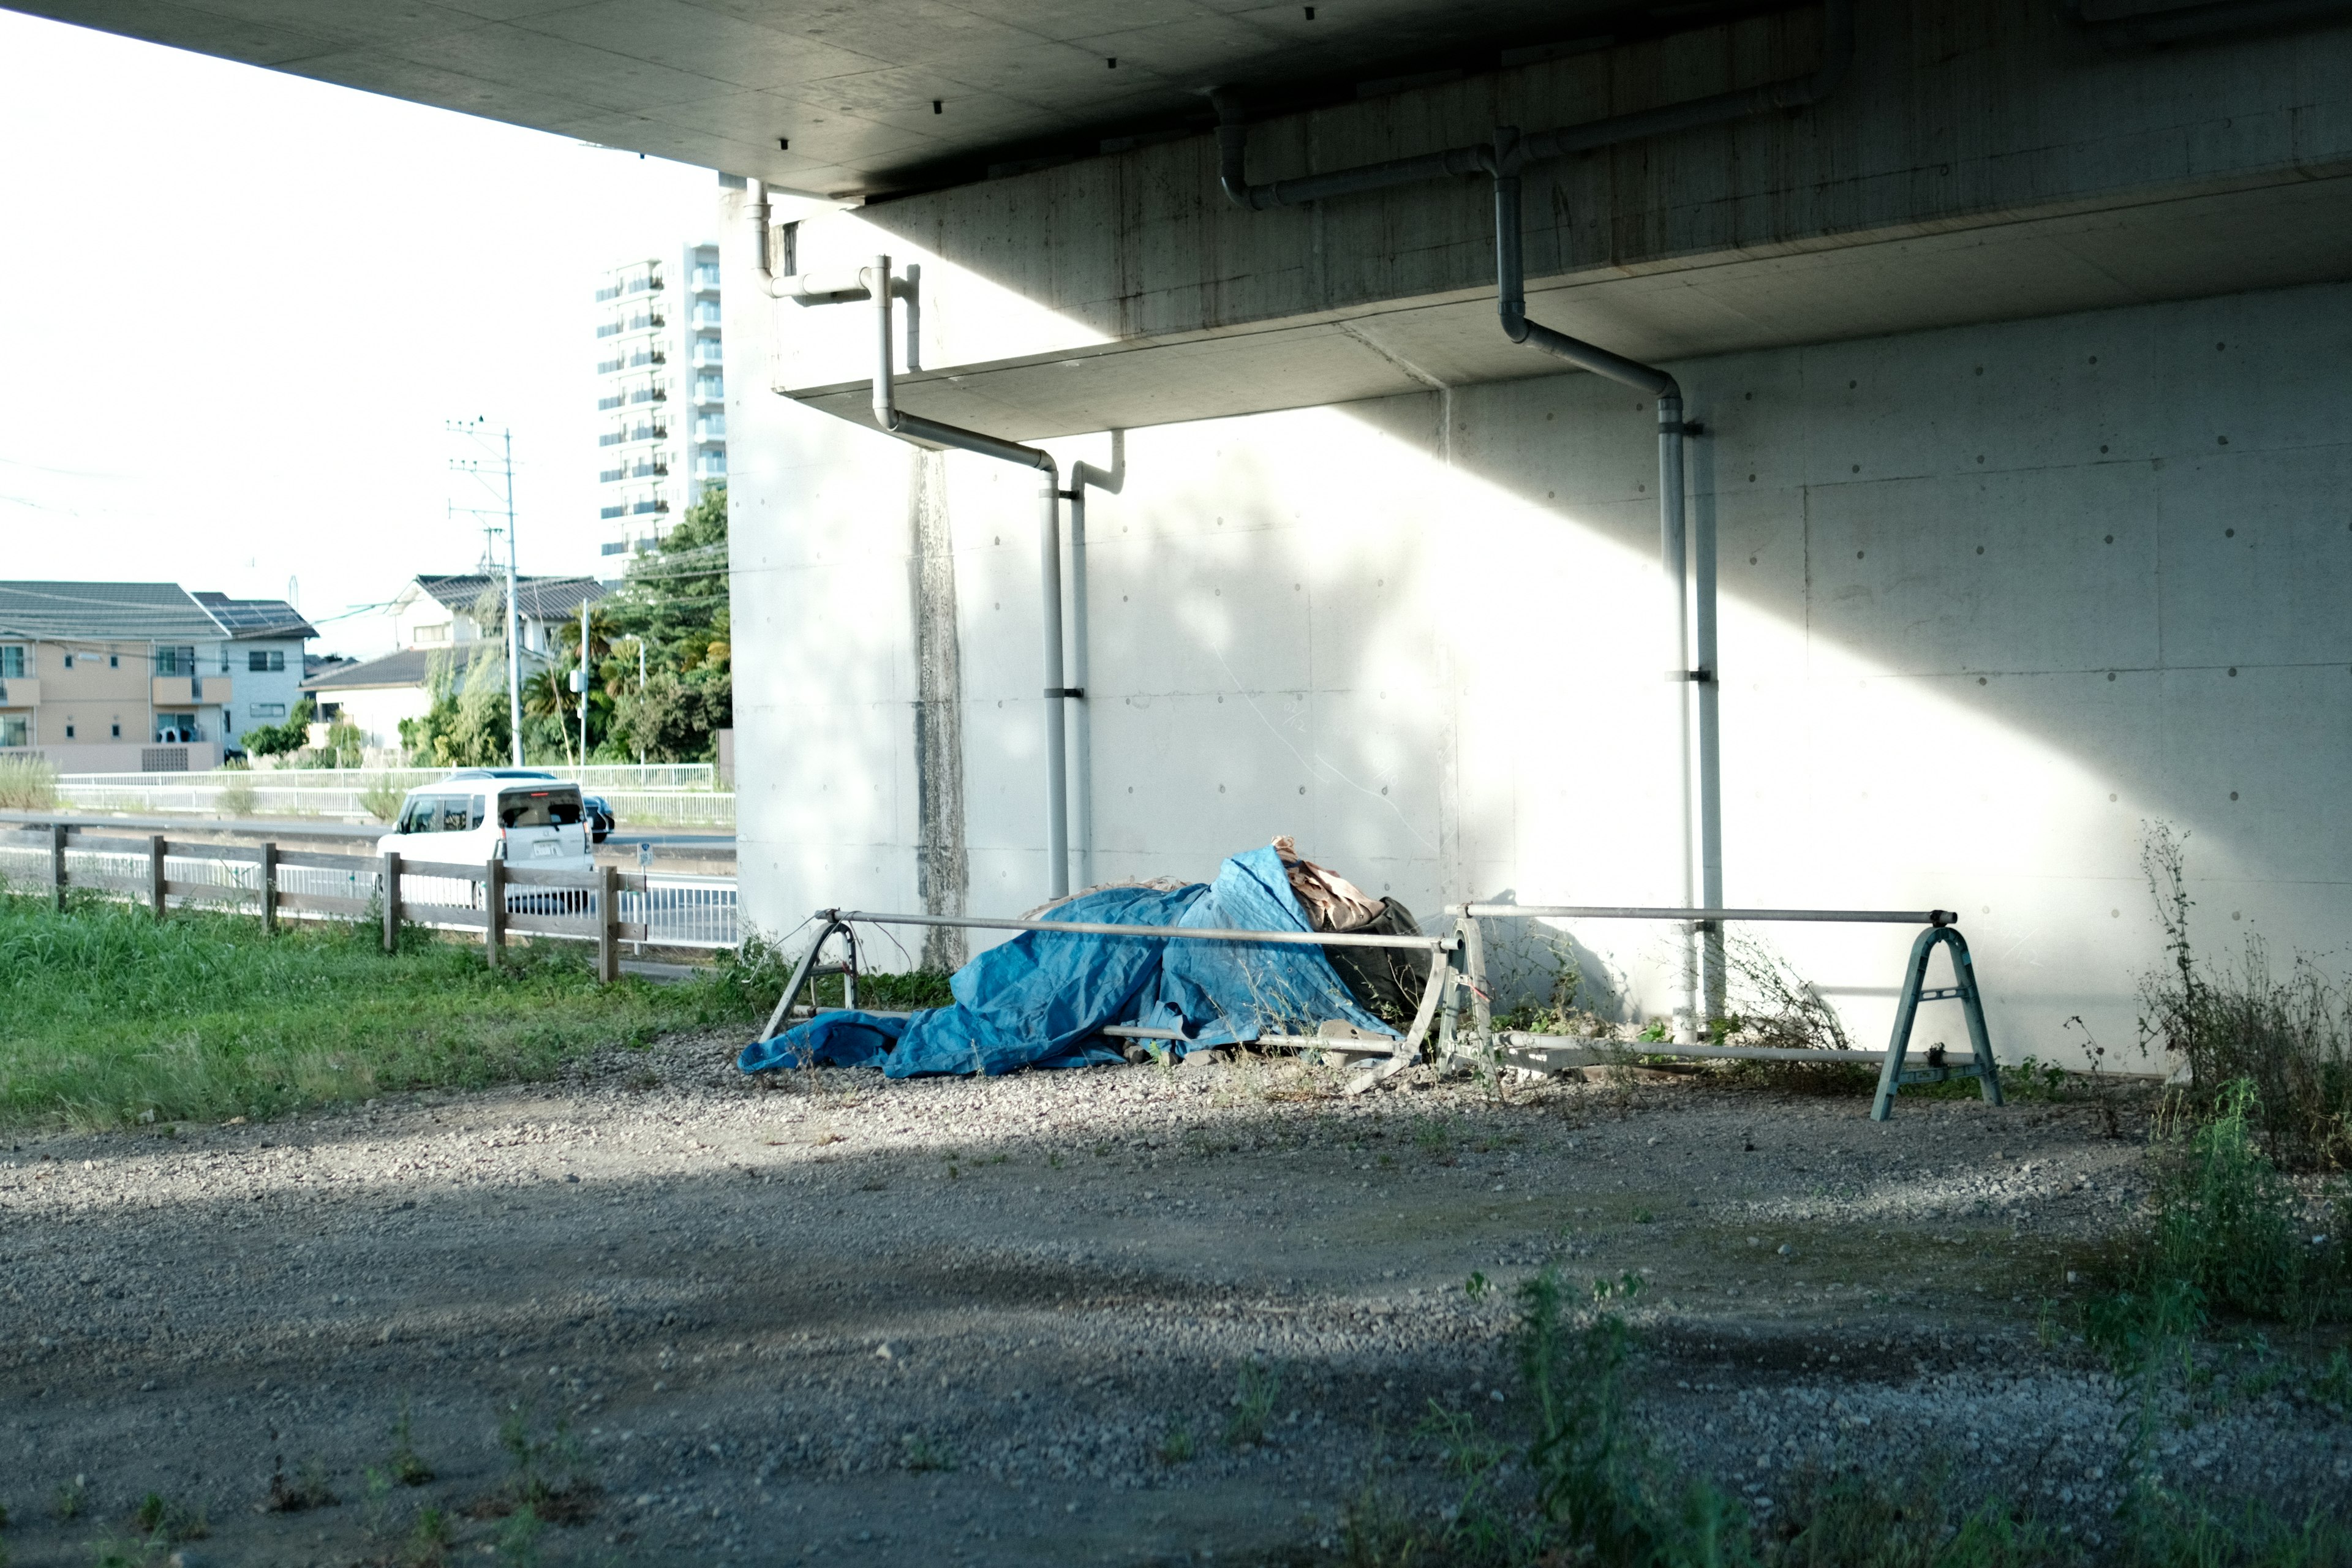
xmin=2 ymin=1045 xmax=2343 ymax=1566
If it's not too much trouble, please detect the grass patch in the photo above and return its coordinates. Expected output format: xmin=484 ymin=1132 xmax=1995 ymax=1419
xmin=0 ymin=892 xmax=763 ymax=1129
xmin=796 ymin=967 xmax=957 ymax=1011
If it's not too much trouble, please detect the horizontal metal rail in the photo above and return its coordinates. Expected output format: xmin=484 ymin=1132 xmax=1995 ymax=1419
xmin=836 ymin=907 xmax=1453 ymax=952
xmin=1453 ymin=903 xmax=1956 ymax=926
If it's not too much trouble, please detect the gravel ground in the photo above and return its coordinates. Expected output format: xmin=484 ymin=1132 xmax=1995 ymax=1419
xmin=1 ymin=1042 xmax=2345 ymax=1566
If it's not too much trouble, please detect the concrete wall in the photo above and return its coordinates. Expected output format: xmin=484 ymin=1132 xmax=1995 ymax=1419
xmin=728 ymin=276 xmax=2352 ymax=1068
xmin=823 ymin=0 xmax=2352 ymax=376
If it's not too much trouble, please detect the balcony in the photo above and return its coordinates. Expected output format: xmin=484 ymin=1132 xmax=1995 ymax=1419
xmin=598 ymin=430 xmax=627 ymax=447
xmin=692 ymin=303 xmax=722 ymax=324
xmin=630 ymin=499 xmax=669 ymax=516
xmin=629 ymin=385 xmax=668 ymax=405
xmin=600 ymin=504 xmax=626 ymax=519
xmin=691 ymin=266 xmax=720 ymax=292
xmin=693 ymin=342 xmax=723 ymax=366
xmin=599 ymin=467 xmax=625 ymax=483
xmin=152 ymin=676 xmax=230 ymax=706
xmin=628 ymin=347 xmax=666 ymax=368
xmin=594 ymin=284 xmax=621 ymax=302
xmin=694 ymin=417 xmax=726 ymax=440
xmin=595 ymin=357 xmax=625 ymax=375
xmin=0 ymin=677 xmax=40 ymax=707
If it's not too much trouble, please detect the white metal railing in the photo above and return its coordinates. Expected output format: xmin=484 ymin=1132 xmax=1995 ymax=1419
xmin=64 ymin=764 xmax=718 ymax=790
xmin=0 ymin=835 xmax=737 ymax=951
xmin=50 ymin=783 xmax=735 ymax=828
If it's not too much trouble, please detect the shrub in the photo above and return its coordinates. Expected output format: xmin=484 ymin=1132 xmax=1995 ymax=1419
xmin=361 ymin=782 xmax=405 ymax=823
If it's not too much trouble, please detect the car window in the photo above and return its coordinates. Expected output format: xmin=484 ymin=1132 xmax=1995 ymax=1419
xmin=401 ymin=794 xmax=481 ymax=833
xmin=498 ymin=788 xmax=584 ymax=829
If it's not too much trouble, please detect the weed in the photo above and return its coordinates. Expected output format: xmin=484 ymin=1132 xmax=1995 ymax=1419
xmin=1771 ymin=1464 xmax=2065 ymax=1567
xmin=495 ymin=1505 xmax=545 ymax=1567
xmin=125 ymin=1493 xmax=204 ymax=1544
xmin=492 ymin=1403 xmax=597 ymax=1525
xmin=360 ymin=782 xmax=407 ymax=823
xmin=1224 ymin=1359 xmax=1280 ymax=1449
xmin=2314 ymin=1347 xmax=2352 ymax=1412
xmin=390 ymin=1399 xmax=434 ymax=1486
xmin=1463 ymin=1272 xmax=1491 ymax=1299
xmin=1412 ymin=1117 xmax=1458 ymax=1163
xmin=266 ymin=1455 xmax=337 ymax=1512
xmin=402 ymin=1506 xmax=454 ymax=1568
xmin=900 ymin=1432 xmax=956 ymax=1472
xmin=1155 ymin=1423 xmax=1197 ymax=1465
xmin=0 ymin=756 xmax=59 ymax=812
xmin=214 ymin=772 xmax=262 ymax=819
xmin=86 ymin=1537 xmax=156 ymax=1568
xmin=53 ymin=1476 xmax=85 ymax=1521
xmin=2082 ymin=1078 xmax=2349 ymax=1367
xmin=2137 ymin=824 xmax=2352 ymax=1170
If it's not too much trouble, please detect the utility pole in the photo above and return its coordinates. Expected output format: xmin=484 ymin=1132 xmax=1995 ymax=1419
xmin=448 ymin=419 xmax=526 ymax=766
xmin=578 ymin=597 xmax=592 ymax=767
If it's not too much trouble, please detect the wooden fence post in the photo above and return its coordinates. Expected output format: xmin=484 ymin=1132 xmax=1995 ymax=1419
xmin=146 ymin=835 xmax=166 ymax=919
xmin=258 ymin=841 xmax=279 ymax=935
xmin=483 ymin=856 xmax=507 ymax=969
xmin=47 ymin=822 xmax=66 ymax=911
xmin=597 ymin=864 xmax=620 ymax=984
xmin=380 ymin=851 xmax=402 ymax=954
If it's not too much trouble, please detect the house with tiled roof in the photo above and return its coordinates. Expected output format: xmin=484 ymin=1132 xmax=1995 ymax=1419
xmin=0 ymin=581 xmax=314 ymax=772
xmin=301 ymin=573 xmax=606 ymax=758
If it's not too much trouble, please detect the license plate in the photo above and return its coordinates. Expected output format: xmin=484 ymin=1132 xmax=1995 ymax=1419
xmin=531 ymin=840 xmax=559 ymax=858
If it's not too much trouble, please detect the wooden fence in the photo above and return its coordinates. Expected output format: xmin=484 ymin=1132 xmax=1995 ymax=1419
xmin=0 ymin=824 xmax=647 ymax=983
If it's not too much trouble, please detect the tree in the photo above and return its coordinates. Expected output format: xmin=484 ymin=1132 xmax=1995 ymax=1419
xmin=582 ymin=484 xmax=732 ymax=763
xmin=398 ymin=650 xmax=511 ymax=767
xmin=242 ymin=696 xmax=315 ymax=758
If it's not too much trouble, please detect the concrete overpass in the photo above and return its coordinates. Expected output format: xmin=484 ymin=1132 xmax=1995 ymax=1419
xmin=20 ymin=0 xmax=2352 ymax=1058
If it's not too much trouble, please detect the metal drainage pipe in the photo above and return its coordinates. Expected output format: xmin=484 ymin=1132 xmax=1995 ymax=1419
xmin=1204 ymin=1 xmax=1853 ymax=1035
xmin=746 ymin=184 xmax=1127 ymax=901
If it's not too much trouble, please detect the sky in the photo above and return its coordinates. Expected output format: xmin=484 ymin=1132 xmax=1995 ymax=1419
xmin=0 ymin=9 xmax=722 ymax=658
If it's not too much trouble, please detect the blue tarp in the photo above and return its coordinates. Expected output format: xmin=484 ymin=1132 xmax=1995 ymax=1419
xmin=738 ymin=845 xmax=1400 ymax=1079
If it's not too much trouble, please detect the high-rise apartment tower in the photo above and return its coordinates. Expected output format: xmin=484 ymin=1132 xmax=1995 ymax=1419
xmin=593 ymin=244 xmax=725 ymax=556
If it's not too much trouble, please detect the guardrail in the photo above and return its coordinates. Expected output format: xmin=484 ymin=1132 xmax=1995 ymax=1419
xmin=1445 ymin=903 xmax=2000 ymax=1121
xmin=49 ymin=783 xmax=735 ymax=829
xmin=0 ymin=826 xmax=741 ymax=963
xmin=61 ymin=764 xmax=719 ymax=791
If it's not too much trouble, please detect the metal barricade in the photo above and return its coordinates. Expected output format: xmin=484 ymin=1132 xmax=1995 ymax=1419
xmin=757 ymin=907 xmax=1459 ymax=1092
xmin=1444 ymin=903 xmax=2000 ymax=1120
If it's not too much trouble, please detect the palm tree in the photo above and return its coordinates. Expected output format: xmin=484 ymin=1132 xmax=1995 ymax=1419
xmin=521 ymin=666 xmax=575 ymax=766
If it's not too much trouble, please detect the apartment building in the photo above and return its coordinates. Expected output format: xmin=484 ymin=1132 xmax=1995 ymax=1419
xmin=594 ymin=244 xmax=725 ymax=556
xmin=0 ymin=581 xmax=313 ymax=772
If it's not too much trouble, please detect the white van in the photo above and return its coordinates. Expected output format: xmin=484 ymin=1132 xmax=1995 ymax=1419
xmin=377 ymin=770 xmax=594 ymax=876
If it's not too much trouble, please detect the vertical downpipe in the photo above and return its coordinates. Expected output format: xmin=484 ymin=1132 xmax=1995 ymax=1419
xmin=1066 ymin=485 xmax=1093 ymax=892
xmin=1039 ymin=479 xmax=1071 ymax=900
xmin=1660 ymin=398 xmax=1697 ymax=1042
xmin=1691 ymin=420 xmax=1726 ymax=1024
